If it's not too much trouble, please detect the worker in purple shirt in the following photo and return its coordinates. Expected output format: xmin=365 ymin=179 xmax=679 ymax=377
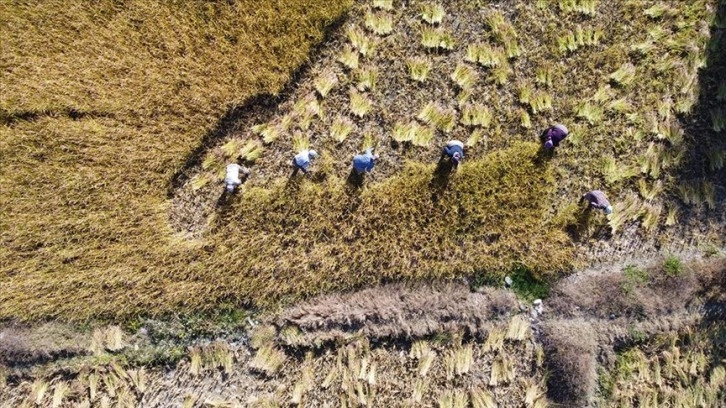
xmin=353 ymin=148 xmax=379 ymax=174
xmin=542 ymin=124 xmax=569 ymax=150
xmin=440 ymin=140 xmax=464 ymax=170
xmin=582 ymin=190 xmax=613 ymax=214
xmin=291 ymin=149 xmax=318 ymax=176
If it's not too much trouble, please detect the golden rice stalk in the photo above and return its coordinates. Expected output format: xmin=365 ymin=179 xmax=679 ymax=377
xmin=466 ymin=44 xmax=505 ymax=67
xmin=314 ymin=72 xmax=338 ymax=98
xmin=451 ymin=63 xmax=478 ymax=89
xmin=491 ymin=60 xmax=513 ymax=84
xmin=461 ymin=104 xmax=492 ymax=128
xmin=362 ymin=132 xmax=377 ymax=151
xmin=88 ymin=371 xmax=99 ymax=401
xmin=530 ymin=90 xmax=553 ymax=114
xmin=392 ymin=121 xmax=415 ymax=143
xmin=518 ymin=83 xmax=533 ymax=105
xmin=524 ymin=380 xmax=546 ymax=407
xmin=203 ymin=397 xmax=235 ymax=407
xmin=347 ymin=26 xmax=376 ymax=56
xmin=438 ymin=390 xmax=468 ymax=408
xmin=407 ymin=57 xmax=431 ymax=82
xmin=520 ymin=109 xmax=532 ymax=129
xmin=609 ymin=63 xmax=637 ymax=86
xmin=322 ymin=367 xmax=338 ymax=389
xmin=373 ymin=0 xmax=393 ymax=11
xmin=607 ymin=97 xmax=631 ymax=113
xmin=292 ymin=133 xmax=310 ymax=152
xmin=467 ymin=128 xmax=486 ymax=148
xmin=356 ymin=67 xmax=379 ymax=91
xmin=291 ymin=382 xmax=305 ymax=405
xmin=535 ymin=344 xmax=544 ymax=368
xmin=702 ymin=181 xmax=716 ymax=210
xmin=239 ymin=140 xmax=263 ymax=162
xmin=486 ymin=11 xmax=518 ymax=43
xmin=411 ymin=124 xmax=436 ymax=146
xmin=711 ymin=107 xmax=726 ymax=132
xmin=575 ymin=101 xmax=603 ymax=124
xmin=421 ymin=3 xmax=445 ymax=24
xmin=260 ymin=125 xmax=282 ymax=144
xmin=52 ymin=382 xmax=68 ymax=408
xmin=489 ymin=355 xmax=515 ymax=386
xmin=505 ymin=314 xmax=530 ymax=341
xmin=484 ymin=328 xmax=505 ymax=353
xmin=251 ymin=325 xmax=276 ymax=349
xmin=558 ymin=0 xmax=598 ymax=16
xmin=349 ymin=88 xmax=373 ymax=118
xmin=330 ymin=115 xmax=354 ymax=143
xmin=535 ymin=67 xmax=553 ymax=88
xmin=411 ymin=379 xmax=429 ymax=403
xmin=418 ymin=351 xmax=436 ymax=377
xmin=706 ymin=149 xmax=725 ymax=171
xmin=221 ymin=139 xmax=242 ymax=158
xmin=641 ymin=203 xmax=662 ymax=233
xmin=128 ymin=368 xmax=147 ymax=395
xmin=338 ymin=46 xmax=360 ymax=70
xmin=504 ymin=38 xmax=522 ymax=58
xmin=665 ymin=205 xmax=679 ymax=226
xmin=637 ymin=179 xmax=663 ymax=201
xmin=456 ymin=90 xmax=472 ymax=108
xmin=102 ymin=372 xmax=118 ymax=398
xmin=421 ymin=27 xmax=455 ymax=50
xmin=644 ymin=3 xmax=672 ymax=18
xmin=470 ymin=387 xmax=497 ymax=408
xmin=675 ymin=181 xmax=701 ymax=206
xmin=364 ymin=11 xmax=393 ymax=36
xmin=189 ymin=346 xmax=202 ymax=375
xmin=410 ymin=340 xmax=431 ymax=359
xmin=710 ymin=366 xmax=725 ymax=389
xmin=592 ymin=85 xmax=614 ymax=103
xmin=417 ymin=101 xmax=456 ymax=132
xmin=251 ymin=345 xmax=286 ymax=376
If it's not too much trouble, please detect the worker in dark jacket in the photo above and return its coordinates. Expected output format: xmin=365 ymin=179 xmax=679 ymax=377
xmin=542 ymin=124 xmax=569 ymax=149
xmin=440 ymin=140 xmax=464 ymax=170
xmin=582 ymin=190 xmax=613 ymax=214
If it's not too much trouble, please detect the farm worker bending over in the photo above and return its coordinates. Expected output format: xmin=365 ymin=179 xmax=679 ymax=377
xmin=224 ymin=163 xmax=250 ymax=193
xmin=353 ymin=148 xmax=379 ymax=174
xmin=440 ymin=140 xmax=464 ymax=170
xmin=542 ymin=124 xmax=569 ymax=150
xmin=292 ymin=149 xmax=319 ymax=176
xmin=582 ymin=190 xmax=613 ymax=214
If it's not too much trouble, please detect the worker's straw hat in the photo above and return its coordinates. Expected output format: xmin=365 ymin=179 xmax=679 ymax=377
xmin=309 ymin=150 xmax=319 ymax=159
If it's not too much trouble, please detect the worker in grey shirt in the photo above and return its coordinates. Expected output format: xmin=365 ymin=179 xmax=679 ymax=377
xmin=224 ymin=163 xmax=250 ymax=193
xmin=582 ymin=190 xmax=613 ymax=214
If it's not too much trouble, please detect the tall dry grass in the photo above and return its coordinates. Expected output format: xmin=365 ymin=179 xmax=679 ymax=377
xmin=0 ymin=0 xmax=350 ymax=320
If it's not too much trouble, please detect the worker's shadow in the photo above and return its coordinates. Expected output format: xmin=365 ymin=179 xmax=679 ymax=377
xmin=429 ymin=159 xmax=454 ymax=203
xmin=535 ymin=131 xmax=555 ymax=165
xmin=343 ymin=169 xmax=365 ymax=213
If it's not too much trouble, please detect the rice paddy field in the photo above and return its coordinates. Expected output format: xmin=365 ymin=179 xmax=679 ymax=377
xmin=1 ymin=0 xmax=725 ymax=406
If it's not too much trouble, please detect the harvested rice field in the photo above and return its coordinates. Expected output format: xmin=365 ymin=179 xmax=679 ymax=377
xmin=1 ymin=0 xmax=725 ymax=406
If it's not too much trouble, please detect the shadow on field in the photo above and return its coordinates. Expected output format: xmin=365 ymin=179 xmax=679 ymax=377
xmin=167 ymin=12 xmax=349 ymax=198
xmin=675 ymin=2 xmax=726 ymax=216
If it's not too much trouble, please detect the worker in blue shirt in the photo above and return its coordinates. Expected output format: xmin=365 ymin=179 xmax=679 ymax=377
xmin=352 ymin=148 xmax=379 ymax=174
xmin=291 ymin=149 xmax=318 ymax=176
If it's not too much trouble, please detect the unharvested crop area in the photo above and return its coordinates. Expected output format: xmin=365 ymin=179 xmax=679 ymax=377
xmin=1 ymin=0 xmax=724 ymax=338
